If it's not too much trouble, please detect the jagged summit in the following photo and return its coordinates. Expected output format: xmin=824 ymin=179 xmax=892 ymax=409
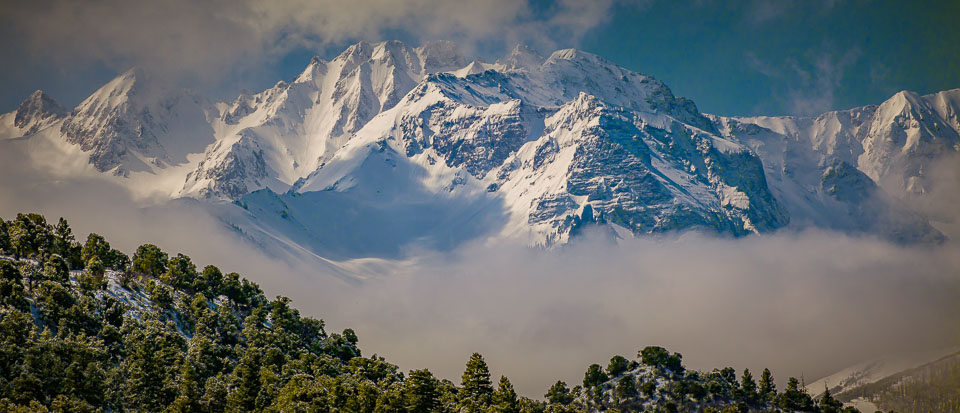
xmin=58 ymin=66 xmax=214 ymax=174
xmin=11 ymin=90 xmax=67 ymax=135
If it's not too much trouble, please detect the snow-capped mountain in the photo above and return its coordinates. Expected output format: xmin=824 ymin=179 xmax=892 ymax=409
xmin=58 ymin=67 xmax=217 ymax=176
xmin=1 ymin=40 xmax=956 ymax=262
xmin=0 ymin=90 xmax=68 ymax=139
xmin=712 ymin=88 xmax=960 ymax=242
xmin=181 ymin=40 xmax=470 ymax=199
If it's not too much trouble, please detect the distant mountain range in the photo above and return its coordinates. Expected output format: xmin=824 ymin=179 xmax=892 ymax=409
xmin=2 ymin=40 xmax=957 ymax=270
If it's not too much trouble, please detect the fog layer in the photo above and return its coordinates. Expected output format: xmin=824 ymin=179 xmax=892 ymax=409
xmin=1 ymin=142 xmax=958 ymax=396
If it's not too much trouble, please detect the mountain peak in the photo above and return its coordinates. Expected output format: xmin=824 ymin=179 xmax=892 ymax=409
xmin=502 ymin=44 xmax=545 ymax=70
xmin=11 ymin=89 xmax=67 ymax=135
xmin=415 ymin=40 xmax=468 ymax=73
xmin=294 ymin=56 xmax=328 ymax=84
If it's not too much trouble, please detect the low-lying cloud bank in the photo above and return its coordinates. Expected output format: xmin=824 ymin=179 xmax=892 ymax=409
xmin=1 ymin=143 xmax=958 ymax=397
xmin=315 ymin=231 xmax=960 ymax=396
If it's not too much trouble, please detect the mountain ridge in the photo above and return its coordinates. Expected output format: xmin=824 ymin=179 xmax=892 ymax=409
xmin=1 ymin=40 xmax=955 ymax=262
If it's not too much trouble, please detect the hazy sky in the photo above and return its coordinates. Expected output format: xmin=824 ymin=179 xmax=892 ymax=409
xmin=1 ymin=0 xmax=958 ymax=116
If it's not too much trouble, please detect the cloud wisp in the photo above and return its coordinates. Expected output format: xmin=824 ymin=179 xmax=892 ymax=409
xmin=0 ymin=0 xmax=646 ymax=88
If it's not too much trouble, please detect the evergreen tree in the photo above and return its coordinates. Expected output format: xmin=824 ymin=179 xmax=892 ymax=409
xmin=199 ymin=265 xmax=224 ymax=296
xmin=492 ymin=376 xmax=520 ymax=413
xmin=818 ymin=385 xmax=843 ymax=413
xmin=758 ymin=368 xmax=776 ymax=402
xmin=740 ymin=368 xmax=758 ymax=404
xmin=52 ymin=218 xmax=76 ymax=261
xmin=405 ymin=369 xmax=440 ymax=412
xmin=0 ymin=260 xmax=28 ymax=311
xmin=79 ymin=257 xmax=106 ymax=293
xmin=81 ymin=233 xmax=110 ymax=268
xmin=614 ymin=375 xmax=638 ymax=408
xmin=132 ymin=244 xmax=168 ymax=277
xmin=459 ymin=352 xmax=493 ymax=412
xmin=607 ymin=355 xmax=631 ymax=377
xmin=163 ymin=253 xmax=198 ymax=291
xmin=640 ymin=346 xmax=683 ymax=373
xmin=583 ymin=363 xmax=607 ymax=389
xmin=545 ymin=381 xmax=574 ymax=406
xmin=122 ymin=318 xmax=186 ymax=411
xmin=42 ymin=255 xmax=69 ymax=284
xmin=107 ymin=249 xmax=129 ymax=271
xmin=0 ymin=217 xmax=10 ymax=254
xmin=9 ymin=213 xmax=52 ymax=259
xmin=776 ymin=377 xmax=815 ymax=411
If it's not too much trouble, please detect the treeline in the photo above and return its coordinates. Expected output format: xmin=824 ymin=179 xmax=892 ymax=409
xmin=1 ymin=212 xmax=861 ymax=412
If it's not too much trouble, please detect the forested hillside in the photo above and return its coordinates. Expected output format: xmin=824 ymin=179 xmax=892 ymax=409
xmin=0 ymin=212 xmax=863 ymax=412
xmin=838 ymin=352 xmax=960 ymax=413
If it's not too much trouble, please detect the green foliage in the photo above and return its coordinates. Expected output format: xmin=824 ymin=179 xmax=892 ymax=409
xmin=8 ymin=213 xmax=52 ymax=259
xmin=0 ymin=218 xmax=10 ymax=254
xmin=199 ymin=264 xmax=224 ymax=297
xmin=132 ymin=244 xmax=168 ymax=277
xmin=639 ymin=346 xmax=684 ymax=373
xmin=460 ymin=352 xmax=494 ymax=411
xmin=51 ymin=218 xmax=82 ymax=268
xmin=163 ymin=253 xmax=198 ymax=291
xmin=739 ymin=368 xmax=758 ymax=404
xmin=606 ymin=354 xmax=631 ymax=377
xmin=78 ymin=257 xmax=107 ymax=293
xmin=0 ymin=260 xmax=28 ymax=311
xmin=107 ymin=248 xmax=129 ymax=271
xmin=405 ymin=369 xmax=440 ymax=412
xmin=758 ymin=367 xmax=776 ymax=402
xmin=776 ymin=377 xmax=816 ymax=411
xmin=545 ymin=381 xmax=574 ymax=406
xmin=81 ymin=233 xmax=110 ymax=269
xmin=492 ymin=375 xmax=520 ymax=413
xmin=42 ymin=255 xmax=69 ymax=284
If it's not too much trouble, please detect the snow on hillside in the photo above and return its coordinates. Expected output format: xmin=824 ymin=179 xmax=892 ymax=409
xmin=806 ymin=346 xmax=960 ymax=400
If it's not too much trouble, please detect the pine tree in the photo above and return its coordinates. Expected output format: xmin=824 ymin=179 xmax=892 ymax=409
xmin=132 ymin=244 xmax=168 ymax=277
xmin=818 ymin=385 xmax=843 ymax=413
xmin=776 ymin=377 xmax=815 ymax=411
xmin=545 ymin=381 xmax=574 ymax=406
xmin=199 ymin=265 xmax=224 ymax=297
xmin=460 ymin=353 xmax=493 ymax=412
xmin=405 ymin=369 xmax=440 ymax=412
xmin=0 ymin=260 xmax=28 ymax=311
xmin=42 ymin=255 xmax=69 ymax=284
xmin=163 ymin=253 xmax=198 ymax=291
xmin=81 ymin=233 xmax=110 ymax=268
xmin=79 ymin=257 xmax=106 ymax=292
xmin=492 ymin=376 xmax=520 ymax=413
xmin=0 ymin=218 xmax=10 ymax=254
xmin=758 ymin=368 xmax=776 ymax=403
xmin=52 ymin=218 xmax=75 ymax=261
xmin=607 ymin=355 xmax=631 ymax=377
xmin=740 ymin=368 xmax=758 ymax=404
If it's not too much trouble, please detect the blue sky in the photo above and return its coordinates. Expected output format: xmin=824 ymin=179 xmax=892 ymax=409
xmin=1 ymin=0 xmax=957 ymax=117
